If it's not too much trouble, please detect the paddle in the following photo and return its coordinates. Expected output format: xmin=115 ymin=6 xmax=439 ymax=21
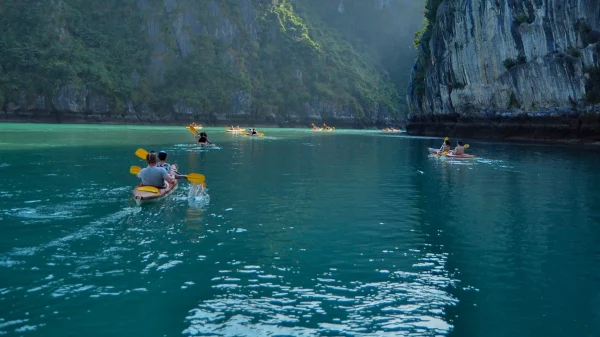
xmin=134 ymin=148 xmax=207 ymax=181
xmin=130 ymin=165 xmax=207 ymax=184
xmin=135 ymin=148 xmax=149 ymax=160
xmin=188 ymin=125 xmax=197 ymax=134
xmin=130 ymin=165 xmax=142 ymax=175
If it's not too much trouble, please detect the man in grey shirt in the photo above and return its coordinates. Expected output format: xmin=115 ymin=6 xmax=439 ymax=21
xmin=138 ymin=152 xmax=176 ymax=188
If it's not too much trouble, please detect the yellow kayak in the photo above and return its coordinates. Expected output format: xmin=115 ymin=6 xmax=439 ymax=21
xmin=225 ymin=128 xmax=245 ymax=133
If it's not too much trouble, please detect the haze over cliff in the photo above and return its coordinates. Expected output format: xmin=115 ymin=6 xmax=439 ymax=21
xmin=0 ymin=0 xmax=423 ymax=126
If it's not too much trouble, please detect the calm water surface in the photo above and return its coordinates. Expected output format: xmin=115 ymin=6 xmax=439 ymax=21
xmin=1 ymin=123 xmax=599 ymax=337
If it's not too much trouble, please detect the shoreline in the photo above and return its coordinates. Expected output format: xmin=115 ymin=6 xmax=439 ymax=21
xmin=0 ymin=112 xmax=381 ymax=129
xmin=405 ymin=114 xmax=600 ymax=146
xmin=4 ymin=113 xmax=600 ymax=147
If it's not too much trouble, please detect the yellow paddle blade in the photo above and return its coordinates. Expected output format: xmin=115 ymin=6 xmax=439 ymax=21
xmin=130 ymin=166 xmax=142 ymax=175
xmin=441 ymin=152 xmax=448 ymax=156
xmin=464 ymin=144 xmax=470 ymax=149
xmin=185 ymin=173 xmax=206 ymax=184
xmin=137 ymin=186 xmax=159 ymax=194
xmin=188 ymin=126 xmax=196 ymax=134
xmin=135 ymin=148 xmax=148 ymax=160
xmin=444 ymin=137 xmax=449 ymax=141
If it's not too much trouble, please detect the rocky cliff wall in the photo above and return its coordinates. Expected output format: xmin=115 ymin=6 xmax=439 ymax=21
xmin=407 ymin=0 xmax=600 ymax=141
xmin=0 ymin=0 xmax=422 ymax=127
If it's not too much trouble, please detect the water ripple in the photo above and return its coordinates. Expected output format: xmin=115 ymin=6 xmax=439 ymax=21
xmin=184 ymin=252 xmax=457 ymax=336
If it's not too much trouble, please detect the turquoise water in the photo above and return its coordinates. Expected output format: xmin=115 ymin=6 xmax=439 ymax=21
xmin=1 ymin=123 xmax=600 ymax=336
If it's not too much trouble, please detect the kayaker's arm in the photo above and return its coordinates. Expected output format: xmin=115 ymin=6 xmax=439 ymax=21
xmin=165 ymin=175 xmax=175 ymax=184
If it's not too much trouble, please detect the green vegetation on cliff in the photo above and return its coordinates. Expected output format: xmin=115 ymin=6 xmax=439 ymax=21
xmin=413 ymin=0 xmax=442 ymax=98
xmin=0 ymin=0 xmax=148 ymax=111
xmin=0 ymin=0 xmax=423 ymax=123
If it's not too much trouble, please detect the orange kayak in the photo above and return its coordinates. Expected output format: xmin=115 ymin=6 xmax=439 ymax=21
xmin=133 ymin=164 xmax=179 ymax=206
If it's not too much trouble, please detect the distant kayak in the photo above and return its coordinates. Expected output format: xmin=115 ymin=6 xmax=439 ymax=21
xmin=382 ymin=129 xmax=402 ymax=133
xmin=133 ymin=164 xmax=179 ymax=206
xmin=427 ymin=147 xmax=476 ymax=159
xmin=225 ymin=128 xmax=245 ymax=133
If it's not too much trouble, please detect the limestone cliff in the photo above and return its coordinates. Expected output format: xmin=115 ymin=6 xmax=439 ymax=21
xmin=407 ymin=0 xmax=600 ymax=140
xmin=0 ymin=0 xmax=421 ymax=127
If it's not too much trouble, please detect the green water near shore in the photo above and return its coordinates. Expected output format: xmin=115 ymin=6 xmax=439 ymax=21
xmin=1 ymin=123 xmax=599 ymax=336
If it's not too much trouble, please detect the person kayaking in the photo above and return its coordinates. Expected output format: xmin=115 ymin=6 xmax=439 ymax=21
xmin=138 ymin=152 xmax=175 ymax=189
xmin=453 ymin=141 xmax=466 ymax=155
xmin=197 ymin=132 xmax=211 ymax=145
xmin=157 ymin=151 xmax=172 ymax=173
xmin=439 ymin=139 xmax=452 ymax=154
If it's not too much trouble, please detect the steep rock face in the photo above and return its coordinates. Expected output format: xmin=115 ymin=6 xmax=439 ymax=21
xmin=0 ymin=0 xmax=422 ymax=126
xmin=408 ymin=0 xmax=600 ymax=123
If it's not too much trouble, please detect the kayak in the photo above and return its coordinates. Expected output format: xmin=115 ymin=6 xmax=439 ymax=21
xmin=447 ymin=153 xmax=476 ymax=159
xmin=382 ymin=129 xmax=401 ymax=133
xmin=244 ymin=133 xmax=263 ymax=136
xmin=427 ymin=148 xmax=476 ymax=159
xmin=133 ymin=164 xmax=179 ymax=206
xmin=225 ymin=129 xmax=245 ymax=133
